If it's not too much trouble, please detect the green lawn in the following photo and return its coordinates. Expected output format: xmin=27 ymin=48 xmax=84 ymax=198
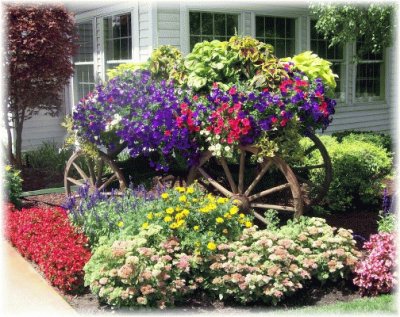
xmin=293 ymin=294 xmax=397 ymax=314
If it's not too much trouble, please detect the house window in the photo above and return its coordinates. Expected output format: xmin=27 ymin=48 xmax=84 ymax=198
xmin=356 ymin=38 xmax=384 ymax=101
xmin=74 ymin=21 xmax=95 ymax=101
xmin=189 ymin=12 xmax=239 ymax=51
xmin=104 ymin=13 xmax=132 ymax=72
xmin=310 ymin=20 xmax=344 ymax=99
xmin=255 ymin=16 xmax=295 ymax=57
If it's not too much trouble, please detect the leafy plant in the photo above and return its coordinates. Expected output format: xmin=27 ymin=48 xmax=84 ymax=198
xmin=353 ymin=233 xmax=396 ymax=296
xmin=107 ymin=62 xmax=145 ymax=79
xmin=301 ymin=135 xmax=392 ymax=211
xmin=310 ymin=4 xmax=393 ymax=55
xmin=282 ymin=51 xmax=338 ymax=91
xmin=23 ymin=140 xmax=72 ymax=174
xmin=5 ymin=204 xmax=91 ymax=293
xmin=4 ymin=164 xmax=23 ymax=207
xmin=332 ymin=130 xmax=393 ymax=155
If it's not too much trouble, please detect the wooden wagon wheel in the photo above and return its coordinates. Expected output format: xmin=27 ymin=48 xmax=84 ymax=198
xmin=187 ymin=145 xmax=303 ymax=224
xmin=64 ymin=150 xmax=127 ymax=197
xmin=291 ymin=133 xmax=332 ymax=208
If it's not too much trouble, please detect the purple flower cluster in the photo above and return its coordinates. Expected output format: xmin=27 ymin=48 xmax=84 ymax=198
xmin=72 ymin=70 xmax=200 ymax=171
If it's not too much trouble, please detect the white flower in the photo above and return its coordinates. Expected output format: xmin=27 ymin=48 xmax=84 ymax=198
xmin=208 ymin=145 xmax=215 ymax=152
xmin=215 ymin=135 xmax=221 ymax=140
xmin=224 ymin=146 xmax=231 ymax=152
xmin=215 ymin=144 xmax=222 ymax=150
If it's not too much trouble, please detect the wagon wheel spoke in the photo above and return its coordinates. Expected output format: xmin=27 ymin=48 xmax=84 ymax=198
xmin=86 ymin=158 xmax=96 ymax=186
xmin=66 ymin=177 xmax=85 ymax=187
xmin=197 ymin=166 xmax=233 ymax=197
xmin=219 ymin=157 xmax=238 ymax=194
xmin=297 ymin=175 xmax=314 ymax=188
xmin=98 ymin=174 xmax=118 ymax=192
xmin=244 ymin=159 xmax=272 ymax=196
xmin=95 ymin=159 xmax=105 ymax=187
xmin=304 ymin=144 xmax=318 ymax=156
xmin=294 ymin=163 xmax=325 ymax=171
xmin=248 ymin=183 xmax=291 ymax=202
xmin=238 ymin=149 xmax=246 ymax=194
xmin=71 ymin=162 xmax=89 ymax=181
xmin=251 ymin=203 xmax=296 ymax=212
xmin=253 ymin=210 xmax=268 ymax=225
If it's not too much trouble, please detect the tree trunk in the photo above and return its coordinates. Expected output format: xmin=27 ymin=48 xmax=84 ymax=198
xmin=3 ymin=105 xmax=15 ymax=164
xmin=14 ymin=109 xmax=25 ymax=168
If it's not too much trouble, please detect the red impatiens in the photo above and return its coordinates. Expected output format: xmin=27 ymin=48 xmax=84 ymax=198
xmin=353 ymin=233 xmax=396 ymax=296
xmin=5 ymin=203 xmax=91 ymax=293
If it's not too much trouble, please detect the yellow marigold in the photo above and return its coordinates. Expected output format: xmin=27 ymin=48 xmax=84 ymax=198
xmin=216 ymin=217 xmax=224 ymax=224
xmin=147 ymin=213 xmax=153 ymax=220
xmin=193 ymin=225 xmax=200 ymax=231
xmin=195 ymin=241 xmax=200 ymax=247
xmin=176 ymin=186 xmax=186 ymax=193
xmin=175 ymin=206 xmax=182 ymax=211
xmin=176 ymin=219 xmax=185 ymax=227
xmin=117 ymin=221 xmax=124 ymax=228
xmin=194 ymin=249 xmax=201 ymax=256
xmin=179 ymin=195 xmax=187 ymax=202
xmin=207 ymin=242 xmax=217 ymax=251
xmin=186 ymin=187 xmax=195 ymax=194
xmin=229 ymin=206 xmax=239 ymax=215
xmin=142 ymin=222 xmax=149 ymax=229
xmin=175 ymin=212 xmax=184 ymax=220
xmin=217 ymin=197 xmax=228 ymax=204
xmin=182 ymin=209 xmax=190 ymax=216
xmin=233 ymin=199 xmax=241 ymax=205
xmin=5 ymin=165 xmax=12 ymax=172
xmin=224 ymin=212 xmax=232 ymax=219
xmin=207 ymin=203 xmax=217 ymax=211
xmin=155 ymin=212 xmax=162 ymax=218
xmin=245 ymin=221 xmax=252 ymax=228
xmin=192 ymin=198 xmax=198 ymax=202
xmin=164 ymin=216 xmax=172 ymax=223
xmin=169 ymin=223 xmax=179 ymax=229
xmin=239 ymin=213 xmax=245 ymax=218
xmin=161 ymin=193 xmax=169 ymax=199
xmin=166 ymin=207 xmax=174 ymax=214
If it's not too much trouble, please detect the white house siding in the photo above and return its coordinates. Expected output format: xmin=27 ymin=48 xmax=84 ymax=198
xmin=157 ymin=5 xmax=181 ymax=48
xmin=21 ymin=110 xmax=66 ymax=151
xmin=139 ymin=2 xmax=153 ymax=62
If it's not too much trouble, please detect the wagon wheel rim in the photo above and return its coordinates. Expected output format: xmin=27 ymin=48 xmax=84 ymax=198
xmin=187 ymin=145 xmax=303 ymax=223
xmin=64 ymin=150 xmax=127 ymax=197
xmin=292 ymin=133 xmax=332 ymax=208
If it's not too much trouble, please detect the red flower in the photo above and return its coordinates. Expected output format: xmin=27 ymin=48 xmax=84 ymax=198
xmin=228 ymin=87 xmax=237 ymax=95
xmin=164 ymin=130 xmax=171 ymax=137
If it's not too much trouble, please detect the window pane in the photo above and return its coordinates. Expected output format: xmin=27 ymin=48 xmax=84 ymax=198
xmin=226 ymin=14 xmax=238 ymax=35
xmin=264 ymin=17 xmax=275 ymax=38
xmin=356 ymin=63 xmax=382 ymax=98
xmin=275 ymin=39 xmax=285 ymax=57
xmin=201 ymin=13 xmax=213 ymax=35
xmin=75 ymin=22 xmax=93 ymax=62
xmin=104 ymin=13 xmax=132 ymax=61
xmin=256 ymin=16 xmax=264 ymax=37
xmin=275 ymin=18 xmax=285 ymax=38
xmin=75 ymin=64 xmax=95 ymax=100
xmin=189 ymin=11 xmax=238 ymax=47
xmin=214 ymin=14 xmax=226 ymax=36
xmin=286 ymin=39 xmax=295 ymax=56
xmin=190 ymin=12 xmax=201 ymax=35
xmin=286 ymin=18 xmax=295 ymax=38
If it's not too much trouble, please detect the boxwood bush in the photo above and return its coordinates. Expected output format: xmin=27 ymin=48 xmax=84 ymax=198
xmin=301 ymin=135 xmax=392 ymax=212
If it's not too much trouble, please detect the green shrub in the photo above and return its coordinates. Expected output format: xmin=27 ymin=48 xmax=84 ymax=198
xmin=332 ymin=131 xmax=393 ymax=154
xmin=303 ymin=135 xmax=392 ymax=211
xmin=377 ymin=212 xmax=396 ymax=233
xmin=23 ymin=141 xmax=72 ymax=174
xmin=4 ymin=165 xmax=23 ymax=207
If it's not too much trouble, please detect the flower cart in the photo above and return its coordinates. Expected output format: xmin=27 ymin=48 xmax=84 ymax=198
xmin=64 ymin=41 xmax=336 ymax=224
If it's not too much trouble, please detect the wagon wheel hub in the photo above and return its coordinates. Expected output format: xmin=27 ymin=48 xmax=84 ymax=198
xmin=231 ymin=194 xmax=251 ymax=213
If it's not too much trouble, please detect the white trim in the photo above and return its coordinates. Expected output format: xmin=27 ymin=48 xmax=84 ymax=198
xmin=180 ymin=2 xmax=189 ymax=55
xmin=98 ymin=17 xmax=105 ymax=81
xmin=132 ymin=6 xmax=140 ymax=61
xmin=75 ymin=2 xmax=138 ymax=21
xmin=149 ymin=2 xmax=158 ymax=49
xmin=250 ymin=11 xmax=256 ymax=37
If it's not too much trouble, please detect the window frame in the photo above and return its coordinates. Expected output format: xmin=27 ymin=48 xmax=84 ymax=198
xmin=188 ymin=10 xmax=241 ymax=51
xmin=73 ymin=19 xmax=96 ymax=104
xmin=309 ymin=19 xmax=346 ymax=101
xmin=254 ymin=15 xmax=297 ymax=58
xmin=354 ymin=39 xmax=385 ymax=103
xmin=103 ymin=12 xmax=135 ymax=76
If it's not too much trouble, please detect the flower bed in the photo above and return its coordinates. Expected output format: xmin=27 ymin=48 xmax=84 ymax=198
xmin=5 ymin=203 xmax=91 ymax=293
